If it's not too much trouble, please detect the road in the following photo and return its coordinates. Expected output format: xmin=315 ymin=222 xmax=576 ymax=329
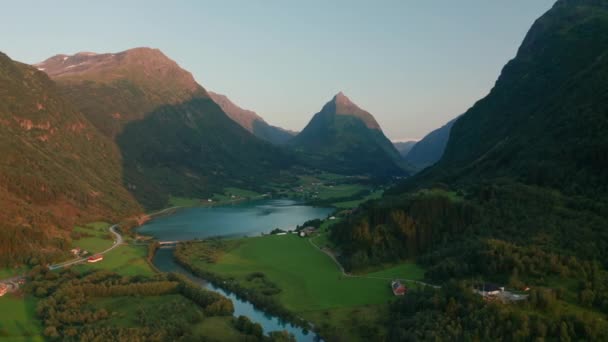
xmin=308 ymin=234 xmax=440 ymax=288
xmin=48 ymin=224 xmax=122 ymax=270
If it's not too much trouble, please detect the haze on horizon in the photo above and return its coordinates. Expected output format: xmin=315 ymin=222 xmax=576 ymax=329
xmin=0 ymin=0 xmax=555 ymax=140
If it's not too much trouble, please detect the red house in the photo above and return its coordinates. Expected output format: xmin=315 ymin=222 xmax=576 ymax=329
xmin=87 ymin=255 xmax=104 ymax=263
xmin=391 ymin=280 xmax=407 ymax=296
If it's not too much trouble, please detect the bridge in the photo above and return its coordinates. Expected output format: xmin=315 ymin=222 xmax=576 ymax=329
xmin=158 ymin=241 xmax=179 ymax=246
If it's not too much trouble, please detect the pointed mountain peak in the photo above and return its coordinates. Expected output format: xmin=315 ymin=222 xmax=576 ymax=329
xmin=332 ymin=91 xmax=353 ymax=107
xmin=324 ymin=92 xmax=380 ymax=130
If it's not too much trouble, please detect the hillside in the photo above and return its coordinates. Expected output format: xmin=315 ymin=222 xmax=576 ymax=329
xmin=400 ymin=0 xmax=608 ymax=195
xmin=290 ymin=92 xmax=411 ymax=177
xmin=0 ymin=52 xmax=140 ymax=265
xmin=116 ymin=97 xmax=294 ymax=209
xmin=330 ymin=2 xmax=608 ymax=337
xmin=404 ymin=116 xmax=457 ymax=170
xmin=36 ymin=48 xmax=206 ymax=138
xmin=38 ymin=48 xmax=295 ymax=209
xmin=208 ymin=91 xmax=295 ymax=145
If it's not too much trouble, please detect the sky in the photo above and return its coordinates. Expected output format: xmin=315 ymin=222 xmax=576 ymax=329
xmin=0 ymin=0 xmax=555 ymax=141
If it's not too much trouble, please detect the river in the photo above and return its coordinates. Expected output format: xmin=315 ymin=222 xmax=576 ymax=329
xmin=141 ymin=199 xmax=332 ymax=341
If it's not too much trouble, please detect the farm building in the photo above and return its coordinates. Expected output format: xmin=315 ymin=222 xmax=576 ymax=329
xmin=87 ymin=254 xmax=104 ymax=263
xmin=299 ymin=226 xmax=317 ymax=237
xmin=391 ymin=280 xmax=407 ymax=296
xmin=473 ymin=283 xmax=504 ymax=297
xmin=0 ymin=283 xmax=8 ymax=297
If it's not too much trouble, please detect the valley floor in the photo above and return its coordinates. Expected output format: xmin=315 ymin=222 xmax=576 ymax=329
xmin=175 ymin=233 xmax=426 ymax=341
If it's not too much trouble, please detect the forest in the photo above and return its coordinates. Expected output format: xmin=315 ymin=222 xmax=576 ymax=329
xmin=23 ymin=265 xmax=296 ymax=341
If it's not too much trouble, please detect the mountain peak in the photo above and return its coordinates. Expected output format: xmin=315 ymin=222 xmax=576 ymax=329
xmin=35 ymin=47 xmax=197 ymax=87
xmin=332 ymin=91 xmax=354 ymax=107
xmin=325 ymin=92 xmax=380 ymax=130
xmin=36 ymin=47 xmax=205 ymax=104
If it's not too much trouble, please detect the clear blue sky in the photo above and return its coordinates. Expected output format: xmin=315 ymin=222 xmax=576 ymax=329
xmin=1 ymin=0 xmax=555 ymax=140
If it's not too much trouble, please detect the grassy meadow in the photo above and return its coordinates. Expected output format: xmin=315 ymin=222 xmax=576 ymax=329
xmin=71 ymin=222 xmax=114 ymax=255
xmin=0 ymin=295 xmax=43 ymax=341
xmin=181 ymin=234 xmax=425 ymax=312
xmin=76 ymin=243 xmax=154 ymax=277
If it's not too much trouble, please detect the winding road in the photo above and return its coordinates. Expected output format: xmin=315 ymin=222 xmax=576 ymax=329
xmin=308 ymin=234 xmax=440 ymax=288
xmin=48 ymin=224 xmax=123 ymax=270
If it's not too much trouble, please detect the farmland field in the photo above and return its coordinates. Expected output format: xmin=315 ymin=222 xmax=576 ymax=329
xmin=0 ymin=295 xmax=43 ymax=341
xmin=71 ymin=222 xmax=114 ymax=255
xmin=180 ymin=234 xmax=425 ymax=312
xmin=77 ymin=243 xmax=154 ymax=277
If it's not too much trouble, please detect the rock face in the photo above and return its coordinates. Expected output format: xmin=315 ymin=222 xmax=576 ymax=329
xmin=38 ymin=47 xmax=294 ymax=210
xmin=290 ymin=92 xmax=413 ymax=177
xmin=0 ymin=51 xmax=140 ymax=265
xmin=208 ymin=91 xmax=295 ymax=145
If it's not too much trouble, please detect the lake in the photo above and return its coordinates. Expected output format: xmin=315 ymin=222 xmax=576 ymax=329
xmin=138 ymin=198 xmax=333 ymax=241
xmin=141 ymin=198 xmax=332 ymax=341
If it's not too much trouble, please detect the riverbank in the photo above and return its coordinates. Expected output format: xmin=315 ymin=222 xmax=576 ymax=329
xmin=173 ymin=234 xmax=428 ymax=341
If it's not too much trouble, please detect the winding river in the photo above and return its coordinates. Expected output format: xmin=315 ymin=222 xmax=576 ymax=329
xmin=140 ymin=199 xmax=332 ymax=341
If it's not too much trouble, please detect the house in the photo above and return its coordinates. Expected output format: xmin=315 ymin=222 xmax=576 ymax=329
xmin=474 ymin=283 xmax=504 ymax=297
xmin=0 ymin=283 xmax=8 ymax=297
xmin=87 ymin=254 xmax=104 ymax=263
xmin=299 ymin=226 xmax=316 ymax=237
xmin=70 ymin=248 xmax=81 ymax=256
xmin=391 ymin=280 xmax=407 ymax=296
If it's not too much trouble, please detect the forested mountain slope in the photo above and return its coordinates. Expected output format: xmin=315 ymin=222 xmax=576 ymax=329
xmin=0 ymin=52 xmax=140 ymax=265
xmin=330 ymin=2 xmax=608 ymax=339
xmin=38 ymin=48 xmax=295 ymax=209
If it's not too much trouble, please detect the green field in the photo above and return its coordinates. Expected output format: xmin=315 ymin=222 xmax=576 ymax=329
xmin=71 ymin=222 xmax=114 ymax=255
xmin=185 ymin=234 xmax=424 ymax=312
xmin=0 ymin=266 xmax=27 ymax=279
xmin=212 ymin=187 xmax=263 ymax=204
xmin=77 ymin=243 xmax=154 ymax=277
xmin=333 ymin=189 xmax=383 ymax=208
xmin=168 ymin=196 xmax=202 ymax=207
xmin=180 ymin=234 xmax=426 ymax=340
xmin=0 ymin=295 xmax=43 ymax=341
xmin=193 ymin=317 xmax=251 ymax=342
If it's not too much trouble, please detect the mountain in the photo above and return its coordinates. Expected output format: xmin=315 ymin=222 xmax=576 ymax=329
xmin=36 ymin=48 xmax=206 ymax=138
xmin=332 ymin=0 xmax=608 ymax=289
xmin=38 ymin=48 xmax=294 ymax=209
xmin=404 ymin=117 xmax=458 ymax=170
xmin=393 ymin=141 xmax=417 ymax=158
xmin=0 ymin=52 xmax=140 ymax=265
xmin=399 ymin=0 xmax=608 ymax=195
xmin=208 ymin=91 xmax=295 ymax=145
xmin=290 ymin=92 xmax=411 ymax=177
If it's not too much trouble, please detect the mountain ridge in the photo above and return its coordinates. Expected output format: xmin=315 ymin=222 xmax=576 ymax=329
xmin=208 ymin=91 xmax=296 ymax=144
xmin=0 ymin=51 xmax=141 ymax=265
